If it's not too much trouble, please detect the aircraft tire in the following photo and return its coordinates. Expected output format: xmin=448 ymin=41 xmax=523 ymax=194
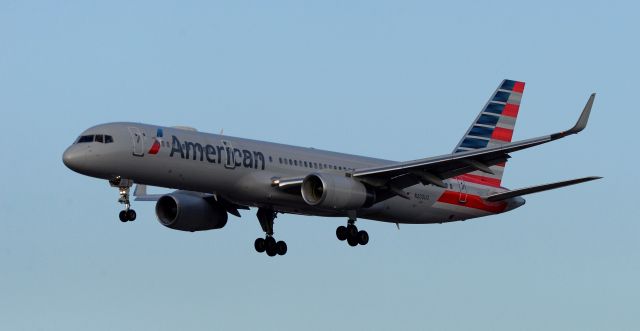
xmin=357 ymin=230 xmax=369 ymax=245
xmin=126 ymin=209 xmax=137 ymax=221
xmin=266 ymin=245 xmax=277 ymax=257
xmin=119 ymin=210 xmax=128 ymax=222
xmin=347 ymin=236 xmax=359 ymax=247
xmin=336 ymin=226 xmax=348 ymax=241
xmin=254 ymin=238 xmax=266 ymax=253
xmin=347 ymin=224 xmax=358 ymax=237
xmin=265 ymin=236 xmax=277 ymax=251
xmin=276 ymin=241 xmax=287 ymax=256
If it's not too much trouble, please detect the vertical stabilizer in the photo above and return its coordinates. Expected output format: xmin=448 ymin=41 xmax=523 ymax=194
xmin=452 ymin=79 xmax=525 ymax=187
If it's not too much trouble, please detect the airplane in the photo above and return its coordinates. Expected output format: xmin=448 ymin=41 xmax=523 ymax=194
xmin=62 ymin=80 xmax=600 ymax=257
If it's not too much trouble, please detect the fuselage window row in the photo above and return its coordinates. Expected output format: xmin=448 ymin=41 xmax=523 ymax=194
xmin=276 ymin=156 xmax=353 ymax=172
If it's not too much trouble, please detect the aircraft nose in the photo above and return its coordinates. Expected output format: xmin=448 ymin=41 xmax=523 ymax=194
xmin=62 ymin=145 xmax=85 ymax=172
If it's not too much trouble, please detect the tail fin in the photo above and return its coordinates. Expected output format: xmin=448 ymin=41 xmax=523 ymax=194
xmin=452 ymin=79 xmax=525 ymax=187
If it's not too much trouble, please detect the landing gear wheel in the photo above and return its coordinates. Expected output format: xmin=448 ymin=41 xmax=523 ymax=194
xmin=347 ymin=224 xmax=358 ymax=237
xmin=119 ymin=210 xmax=128 ymax=222
xmin=336 ymin=226 xmax=348 ymax=241
xmin=357 ymin=230 xmax=369 ymax=245
xmin=276 ymin=241 xmax=288 ymax=256
xmin=254 ymin=238 xmax=266 ymax=253
xmin=255 ymin=207 xmax=288 ymax=257
xmin=112 ymin=177 xmax=136 ymax=223
xmin=266 ymin=245 xmax=277 ymax=257
xmin=265 ymin=236 xmax=276 ymax=250
xmin=126 ymin=209 xmax=136 ymax=222
xmin=339 ymin=218 xmax=370 ymax=248
xmin=347 ymin=235 xmax=359 ymax=247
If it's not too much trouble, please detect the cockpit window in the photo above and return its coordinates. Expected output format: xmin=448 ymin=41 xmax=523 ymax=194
xmin=76 ymin=134 xmax=114 ymax=144
xmin=77 ymin=135 xmax=94 ymax=143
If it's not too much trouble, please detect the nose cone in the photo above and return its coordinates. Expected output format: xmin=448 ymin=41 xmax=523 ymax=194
xmin=62 ymin=145 xmax=86 ymax=173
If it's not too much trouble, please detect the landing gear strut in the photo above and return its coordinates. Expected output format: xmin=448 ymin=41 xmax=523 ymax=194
xmin=110 ymin=177 xmax=136 ymax=222
xmin=336 ymin=219 xmax=369 ymax=246
xmin=254 ymin=207 xmax=287 ymax=256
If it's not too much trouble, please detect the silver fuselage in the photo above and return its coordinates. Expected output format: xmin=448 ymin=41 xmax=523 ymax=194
xmin=63 ymin=122 xmax=524 ymax=224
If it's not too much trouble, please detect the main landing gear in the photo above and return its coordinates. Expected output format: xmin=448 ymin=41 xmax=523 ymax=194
xmin=254 ymin=207 xmax=287 ymax=257
xmin=336 ymin=219 xmax=369 ymax=247
xmin=110 ymin=177 xmax=137 ymax=223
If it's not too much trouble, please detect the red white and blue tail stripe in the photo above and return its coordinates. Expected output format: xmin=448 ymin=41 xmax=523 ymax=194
xmin=452 ymin=79 xmax=525 ymax=187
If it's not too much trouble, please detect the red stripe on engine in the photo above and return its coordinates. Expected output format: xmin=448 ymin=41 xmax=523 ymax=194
xmin=456 ymin=174 xmax=502 ymax=187
xmin=503 ymin=103 xmax=520 ymax=117
xmin=437 ymin=190 xmax=507 ymax=213
xmin=491 ymin=127 xmax=514 ymax=142
xmin=513 ymin=81 xmax=525 ymax=93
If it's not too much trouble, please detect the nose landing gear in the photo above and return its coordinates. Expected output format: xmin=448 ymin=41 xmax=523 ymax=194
xmin=336 ymin=219 xmax=369 ymax=247
xmin=110 ymin=177 xmax=137 ymax=222
xmin=254 ymin=207 xmax=287 ymax=256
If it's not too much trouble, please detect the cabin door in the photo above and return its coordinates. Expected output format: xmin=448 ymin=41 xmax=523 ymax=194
xmin=128 ymin=127 xmax=145 ymax=157
xmin=457 ymin=178 xmax=468 ymax=204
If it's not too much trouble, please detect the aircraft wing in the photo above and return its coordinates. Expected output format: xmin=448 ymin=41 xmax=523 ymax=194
xmin=273 ymin=94 xmax=595 ymax=199
xmin=350 ymin=93 xmax=596 ymax=194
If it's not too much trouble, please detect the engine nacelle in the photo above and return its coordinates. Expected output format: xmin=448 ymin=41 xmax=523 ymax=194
xmin=155 ymin=193 xmax=228 ymax=232
xmin=301 ymin=173 xmax=376 ymax=210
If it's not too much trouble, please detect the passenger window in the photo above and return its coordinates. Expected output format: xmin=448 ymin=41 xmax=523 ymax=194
xmin=269 ymin=156 xmax=273 ymax=163
xmin=289 ymin=159 xmax=293 ymax=165
xmin=313 ymin=162 xmax=318 ymax=169
xmin=279 ymin=157 xmax=282 ymax=164
xmin=95 ymin=135 xmax=104 ymax=143
xmin=333 ymin=165 xmax=337 ymax=169
xmin=294 ymin=160 xmax=298 ymax=166
xmin=304 ymin=161 xmax=308 ymax=167
xmin=105 ymin=135 xmax=114 ymax=143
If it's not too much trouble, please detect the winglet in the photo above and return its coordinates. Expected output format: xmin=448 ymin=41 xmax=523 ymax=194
xmin=568 ymin=93 xmax=596 ymax=134
xmin=552 ymin=93 xmax=596 ymax=139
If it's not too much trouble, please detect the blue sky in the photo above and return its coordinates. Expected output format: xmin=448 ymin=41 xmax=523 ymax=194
xmin=1 ymin=1 xmax=638 ymax=330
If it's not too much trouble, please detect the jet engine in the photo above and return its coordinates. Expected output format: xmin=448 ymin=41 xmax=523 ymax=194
xmin=301 ymin=173 xmax=376 ymax=210
xmin=155 ymin=192 xmax=228 ymax=232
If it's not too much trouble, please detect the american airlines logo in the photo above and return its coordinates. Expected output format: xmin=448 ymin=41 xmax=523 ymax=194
xmin=168 ymin=134 xmax=266 ymax=170
xmin=148 ymin=128 xmax=164 ymax=155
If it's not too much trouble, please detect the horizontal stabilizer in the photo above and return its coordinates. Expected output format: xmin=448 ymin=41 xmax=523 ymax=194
xmin=484 ymin=176 xmax=602 ymax=202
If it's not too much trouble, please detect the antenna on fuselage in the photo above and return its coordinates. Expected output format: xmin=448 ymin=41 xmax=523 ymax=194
xmin=220 ymin=128 xmax=224 ymax=135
